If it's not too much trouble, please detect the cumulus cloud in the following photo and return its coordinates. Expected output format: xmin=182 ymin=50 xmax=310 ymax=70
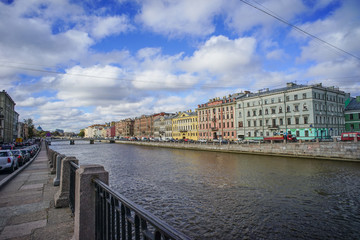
xmin=90 ymin=15 xmax=133 ymax=39
xmin=136 ymin=0 xmax=223 ymax=37
xmin=180 ymin=35 xmax=258 ymax=86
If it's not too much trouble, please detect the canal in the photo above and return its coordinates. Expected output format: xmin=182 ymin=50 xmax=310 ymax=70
xmin=50 ymin=141 xmax=360 ymax=239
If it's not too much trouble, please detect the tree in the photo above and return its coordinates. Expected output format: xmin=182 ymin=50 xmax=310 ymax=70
xmin=23 ymin=118 xmax=34 ymax=139
xmin=78 ymin=129 xmax=85 ymax=138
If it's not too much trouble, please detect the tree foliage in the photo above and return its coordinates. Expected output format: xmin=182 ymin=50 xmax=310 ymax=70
xmin=23 ymin=118 xmax=35 ymax=138
xmin=78 ymin=129 xmax=85 ymax=138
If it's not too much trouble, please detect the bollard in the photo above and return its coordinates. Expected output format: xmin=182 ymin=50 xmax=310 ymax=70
xmin=73 ymin=165 xmax=109 ymax=240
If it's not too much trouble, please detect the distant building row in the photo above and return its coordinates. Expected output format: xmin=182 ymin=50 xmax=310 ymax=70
xmin=83 ymin=82 xmax=360 ymax=141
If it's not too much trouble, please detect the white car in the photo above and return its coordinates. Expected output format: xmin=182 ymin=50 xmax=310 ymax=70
xmin=198 ymin=139 xmax=208 ymax=143
xmin=0 ymin=150 xmax=18 ymax=173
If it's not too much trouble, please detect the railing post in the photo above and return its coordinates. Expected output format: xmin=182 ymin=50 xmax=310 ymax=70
xmin=54 ymin=157 xmax=78 ymax=208
xmin=53 ymin=154 xmax=65 ymax=186
xmin=74 ymin=165 xmax=109 ymax=240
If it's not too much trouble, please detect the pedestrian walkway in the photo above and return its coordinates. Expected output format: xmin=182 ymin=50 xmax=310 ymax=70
xmin=0 ymin=142 xmax=74 ymax=240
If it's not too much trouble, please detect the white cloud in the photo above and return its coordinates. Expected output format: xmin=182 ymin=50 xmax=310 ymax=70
xmin=136 ymin=0 xmax=223 ymax=37
xmin=90 ymin=15 xmax=133 ymax=39
xmin=181 ymin=35 xmax=258 ymax=81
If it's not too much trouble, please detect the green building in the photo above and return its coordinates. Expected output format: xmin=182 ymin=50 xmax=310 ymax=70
xmin=345 ymin=96 xmax=360 ymax=132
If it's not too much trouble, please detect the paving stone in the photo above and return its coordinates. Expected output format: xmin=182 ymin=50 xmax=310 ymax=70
xmin=31 ymin=221 xmax=74 ymax=240
xmin=20 ymin=183 xmax=44 ymax=191
xmin=0 ymin=219 xmax=47 ymax=239
xmin=7 ymin=210 xmax=47 ymax=225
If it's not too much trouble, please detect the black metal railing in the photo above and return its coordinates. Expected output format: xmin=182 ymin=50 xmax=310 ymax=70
xmin=69 ymin=161 xmax=79 ymax=214
xmin=93 ymin=179 xmax=191 ymax=240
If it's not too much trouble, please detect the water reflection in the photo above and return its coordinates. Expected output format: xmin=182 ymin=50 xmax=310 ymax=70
xmin=51 ymin=141 xmax=360 ymax=239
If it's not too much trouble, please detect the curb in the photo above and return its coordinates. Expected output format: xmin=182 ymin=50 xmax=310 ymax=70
xmin=0 ymin=143 xmax=42 ymax=190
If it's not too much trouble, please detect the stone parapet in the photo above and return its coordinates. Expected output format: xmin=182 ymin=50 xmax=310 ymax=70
xmin=54 ymin=157 xmax=79 ymax=208
xmin=114 ymin=141 xmax=360 ymax=161
xmin=73 ymin=165 xmax=109 ymax=240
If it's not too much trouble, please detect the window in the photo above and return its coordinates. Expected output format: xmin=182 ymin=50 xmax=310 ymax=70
xmin=238 ymin=104 xmax=241 ymax=108
xmin=239 ymin=121 xmax=243 ymax=127
xmin=239 ymin=112 xmax=242 ymax=118
xmin=227 ymin=122 xmax=229 ymax=128
xmin=271 ymin=98 xmax=274 ymax=103
xmin=278 ymin=97 xmax=282 ymax=102
xmin=296 ymin=131 xmax=300 ymax=137
xmin=259 ymin=109 xmax=262 ymax=115
xmin=280 ymin=118 xmax=283 ymax=125
xmin=248 ymin=121 xmax=251 ymax=127
xmin=305 ymin=130 xmax=309 ymax=137
xmin=350 ymin=114 xmax=354 ymax=120
xmin=295 ymin=117 xmax=299 ymax=124
xmin=265 ymin=109 xmax=269 ymax=115
xmin=287 ymin=118 xmax=291 ymax=125
xmin=271 ymin=108 xmax=276 ymax=114
xmin=303 ymin=104 xmax=308 ymax=111
xmin=253 ymin=110 xmax=256 ymax=116
xmin=294 ymin=105 xmax=299 ymax=112
xmin=304 ymin=116 xmax=308 ymax=124
xmin=260 ymin=120 xmax=263 ymax=126
xmin=286 ymin=96 xmax=290 ymax=101
xmin=279 ymin=107 xmax=283 ymax=113
xmin=247 ymin=111 xmax=250 ymax=117
xmin=303 ymin=93 xmax=306 ymax=99
xmin=264 ymin=100 xmax=268 ymax=104
xmin=287 ymin=106 xmax=291 ymax=112
xmin=247 ymin=102 xmax=250 ymax=107
xmin=248 ymin=132 xmax=251 ymax=137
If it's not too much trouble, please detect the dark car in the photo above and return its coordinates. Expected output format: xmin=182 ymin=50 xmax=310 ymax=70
xmin=20 ymin=149 xmax=31 ymax=162
xmin=11 ymin=150 xmax=25 ymax=166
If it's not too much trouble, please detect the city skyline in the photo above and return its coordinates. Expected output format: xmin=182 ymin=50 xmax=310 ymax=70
xmin=1 ymin=0 xmax=359 ymax=132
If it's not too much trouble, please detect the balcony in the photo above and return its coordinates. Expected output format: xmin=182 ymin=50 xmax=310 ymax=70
xmin=267 ymin=125 xmax=279 ymax=130
xmin=211 ymin=127 xmax=218 ymax=131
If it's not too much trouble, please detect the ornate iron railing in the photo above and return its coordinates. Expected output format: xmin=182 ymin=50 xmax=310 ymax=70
xmin=69 ymin=161 xmax=79 ymax=214
xmin=93 ymin=179 xmax=191 ymax=240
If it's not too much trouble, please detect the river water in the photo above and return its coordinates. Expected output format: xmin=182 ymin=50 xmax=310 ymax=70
xmin=50 ymin=141 xmax=360 ymax=239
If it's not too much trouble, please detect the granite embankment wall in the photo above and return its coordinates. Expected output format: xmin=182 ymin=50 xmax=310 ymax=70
xmin=109 ymin=140 xmax=360 ymax=162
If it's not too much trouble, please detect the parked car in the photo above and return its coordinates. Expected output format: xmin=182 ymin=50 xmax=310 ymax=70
xmin=198 ymin=139 xmax=208 ymax=143
xmin=20 ymin=149 xmax=31 ymax=162
xmin=11 ymin=150 xmax=25 ymax=166
xmin=0 ymin=144 xmax=14 ymax=150
xmin=0 ymin=150 xmax=18 ymax=173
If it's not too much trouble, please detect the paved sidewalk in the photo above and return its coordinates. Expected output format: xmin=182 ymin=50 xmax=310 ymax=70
xmin=0 ymin=142 xmax=74 ymax=240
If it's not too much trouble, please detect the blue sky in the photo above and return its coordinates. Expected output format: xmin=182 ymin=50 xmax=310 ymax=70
xmin=1 ymin=0 xmax=359 ymax=132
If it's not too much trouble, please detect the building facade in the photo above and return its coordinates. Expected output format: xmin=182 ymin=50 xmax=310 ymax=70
xmin=172 ymin=110 xmax=198 ymax=141
xmin=197 ymin=94 xmax=239 ymax=141
xmin=345 ymin=96 xmax=360 ymax=132
xmin=0 ymin=90 xmax=17 ymax=144
xmin=134 ymin=115 xmax=152 ymax=138
xmin=115 ymin=118 xmax=134 ymax=137
xmin=154 ymin=114 xmax=175 ymax=140
xmin=235 ymin=83 xmax=346 ymax=140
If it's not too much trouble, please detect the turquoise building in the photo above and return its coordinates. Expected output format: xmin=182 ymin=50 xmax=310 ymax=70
xmin=345 ymin=96 xmax=360 ymax=132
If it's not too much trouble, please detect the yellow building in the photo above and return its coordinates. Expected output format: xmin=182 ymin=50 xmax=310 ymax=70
xmin=172 ymin=110 xmax=198 ymax=141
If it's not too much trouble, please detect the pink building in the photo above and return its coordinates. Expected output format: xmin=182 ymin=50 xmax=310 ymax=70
xmin=197 ymin=94 xmax=238 ymax=141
